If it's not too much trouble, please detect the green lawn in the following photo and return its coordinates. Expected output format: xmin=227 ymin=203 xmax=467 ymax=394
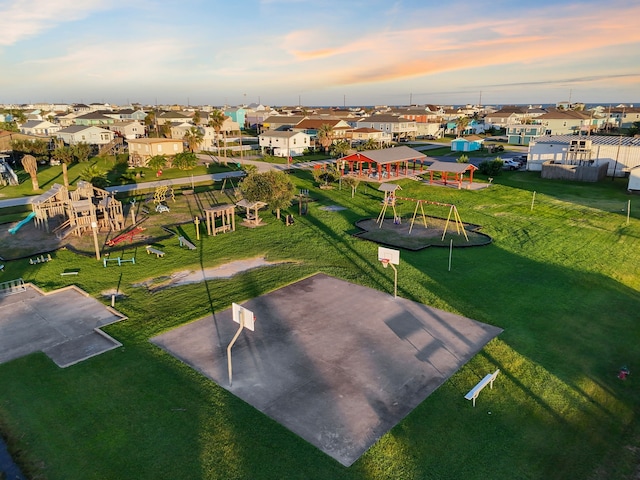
xmin=0 ymin=155 xmax=238 ymax=200
xmin=0 ymin=170 xmax=639 ymax=479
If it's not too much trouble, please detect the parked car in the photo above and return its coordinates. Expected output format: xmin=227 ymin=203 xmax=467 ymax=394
xmin=502 ymin=159 xmax=521 ymax=170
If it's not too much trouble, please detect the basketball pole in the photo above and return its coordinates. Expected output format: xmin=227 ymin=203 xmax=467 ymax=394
xmin=227 ymin=312 xmax=245 ymax=387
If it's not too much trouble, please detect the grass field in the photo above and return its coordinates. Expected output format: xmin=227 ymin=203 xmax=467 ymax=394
xmin=0 ymin=169 xmax=639 ymax=479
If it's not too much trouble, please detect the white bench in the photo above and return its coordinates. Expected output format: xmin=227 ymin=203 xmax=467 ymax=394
xmin=465 ymin=369 xmax=500 ymax=407
xmin=145 ymin=246 xmax=165 ymax=258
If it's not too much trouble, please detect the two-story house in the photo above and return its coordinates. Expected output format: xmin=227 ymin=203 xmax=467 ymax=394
xmin=355 ymin=114 xmax=417 ymax=141
xmin=258 ymin=130 xmax=310 ymax=157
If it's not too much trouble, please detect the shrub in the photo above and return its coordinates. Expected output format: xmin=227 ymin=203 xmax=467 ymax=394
xmin=478 ymin=159 xmax=503 ymax=176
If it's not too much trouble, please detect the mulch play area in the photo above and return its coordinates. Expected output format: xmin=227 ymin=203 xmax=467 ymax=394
xmin=152 ymin=273 xmax=502 ymax=466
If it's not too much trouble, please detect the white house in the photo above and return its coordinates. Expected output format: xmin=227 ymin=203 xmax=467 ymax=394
xmin=56 ymin=125 xmax=115 ymax=145
xmin=527 ymin=135 xmax=640 ymax=176
xmin=258 ymin=130 xmax=310 ymax=157
xmin=19 ymin=120 xmax=60 ymax=137
xmin=107 ymin=121 xmax=145 ymax=140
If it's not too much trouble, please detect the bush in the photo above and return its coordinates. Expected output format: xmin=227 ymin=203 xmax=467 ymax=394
xmin=478 ymin=159 xmax=503 ymax=176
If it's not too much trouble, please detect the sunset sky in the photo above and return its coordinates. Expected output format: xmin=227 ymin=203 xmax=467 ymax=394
xmin=1 ymin=0 xmax=639 ymax=107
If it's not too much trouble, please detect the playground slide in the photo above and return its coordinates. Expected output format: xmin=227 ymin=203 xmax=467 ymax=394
xmin=8 ymin=212 xmax=35 ymax=235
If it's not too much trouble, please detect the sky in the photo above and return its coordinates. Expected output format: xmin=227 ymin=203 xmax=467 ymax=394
xmin=1 ymin=0 xmax=639 ymax=108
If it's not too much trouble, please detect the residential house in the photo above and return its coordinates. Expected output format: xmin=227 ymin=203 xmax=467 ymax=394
xmin=170 ymin=122 xmax=194 ymax=142
xmin=107 ymin=121 xmax=145 ymax=140
xmin=608 ymin=106 xmax=640 ymax=129
xmin=56 ymin=125 xmax=115 ymax=146
xmin=224 ymin=107 xmax=247 ymax=130
xmin=258 ymin=130 xmax=310 ymax=157
xmin=55 ymin=112 xmax=78 ymax=127
xmin=355 ymin=114 xmax=417 ymax=141
xmin=527 ymin=135 xmax=640 ymax=176
xmin=506 ymin=124 xmax=547 ymax=145
xmin=157 ymin=111 xmax=192 ymax=126
xmin=535 ymin=109 xmax=591 ymax=135
xmin=245 ymin=108 xmax=275 ymax=131
xmin=72 ymin=103 xmax=91 ymax=114
xmin=127 ymin=138 xmax=184 ymax=167
xmin=19 ymin=120 xmax=60 ymax=137
xmin=291 ymin=118 xmax=352 ymax=147
xmin=74 ymin=112 xmax=116 ymax=127
xmin=451 ymin=135 xmax=484 ymax=152
xmin=348 ymin=127 xmax=391 ymax=146
xmin=261 ymin=115 xmax=307 ymax=132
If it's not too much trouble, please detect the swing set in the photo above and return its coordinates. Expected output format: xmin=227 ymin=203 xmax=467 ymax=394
xmin=376 ymin=183 xmax=468 ymax=241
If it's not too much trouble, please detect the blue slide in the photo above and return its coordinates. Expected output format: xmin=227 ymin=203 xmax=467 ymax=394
xmin=9 ymin=212 xmax=35 ymax=235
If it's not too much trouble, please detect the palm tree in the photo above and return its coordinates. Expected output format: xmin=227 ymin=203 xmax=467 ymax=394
xmin=208 ymin=109 xmax=226 ymax=164
xmin=183 ymin=127 xmax=204 ymax=153
xmin=21 ymin=154 xmax=39 ymax=191
xmin=52 ymin=146 xmax=74 ymax=188
xmin=456 ymin=116 xmax=470 ymax=137
xmin=317 ymin=123 xmax=334 ymax=154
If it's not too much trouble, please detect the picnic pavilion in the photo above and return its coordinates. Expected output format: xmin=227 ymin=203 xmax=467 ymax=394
xmin=339 ymin=146 xmax=427 ymax=181
xmin=425 ymin=161 xmax=478 ymax=189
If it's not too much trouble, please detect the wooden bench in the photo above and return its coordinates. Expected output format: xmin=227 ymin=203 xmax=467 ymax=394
xmin=465 ymin=369 xmax=500 ymax=407
xmin=145 ymin=246 xmax=165 ymax=258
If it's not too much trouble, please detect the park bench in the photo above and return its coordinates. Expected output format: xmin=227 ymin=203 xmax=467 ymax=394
xmin=141 ymin=206 xmax=150 ymax=215
xmin=145 ymin=245 xmax=165 ymax=258
xmin=465 ymin=369 xmax=500 ymax=407
xmin=178 ymin=236 xmax=196 ymax=250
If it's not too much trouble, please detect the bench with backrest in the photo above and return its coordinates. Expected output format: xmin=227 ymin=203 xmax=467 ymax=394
xmin=465 ymin=369 xmax=500 ymax=407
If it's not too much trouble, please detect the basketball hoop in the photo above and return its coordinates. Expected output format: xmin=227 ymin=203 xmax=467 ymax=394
xmin=381 ymin=259 xmax=389 ymax=269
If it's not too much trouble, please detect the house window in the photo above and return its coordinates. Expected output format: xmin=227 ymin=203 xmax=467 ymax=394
xmin=293 ymin=138 xmax=297 ymax=145
xmin=158 ymin=145 xmax=162 ymax=152
xmin=174 ymin=144 xmax=178 ymax=151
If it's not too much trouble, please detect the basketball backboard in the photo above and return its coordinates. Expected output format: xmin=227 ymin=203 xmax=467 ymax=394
xmin=378 ymin=246 xmax=400 ymax=265
xmin=232 ymin=302 xmax=255 ymax=331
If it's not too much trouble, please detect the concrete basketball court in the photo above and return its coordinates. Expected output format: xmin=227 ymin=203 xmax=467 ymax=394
xmin=0 ymin=284 xmax=127 ymax=368
xmin=152 ymin=273 xmax=502 ymax=466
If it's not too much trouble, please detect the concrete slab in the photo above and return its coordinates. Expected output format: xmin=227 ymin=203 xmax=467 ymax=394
xmin=151 ymin=273 xmax=502 ymax=466
xmin=0 ymin=284 xmax=127 ymax=367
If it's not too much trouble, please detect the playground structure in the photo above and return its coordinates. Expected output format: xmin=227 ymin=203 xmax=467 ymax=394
xmin=103 ymin=255 xmax=136 ymax=267
xmin=0 ymin=156 xmax=19 ymax=186
xmin=297 ymin=189 xmax=309 ymax=215
xmin=106 ymin=226 xmax=146 ymax=247
xmin=31 ymin=182 xmax=125 ymax=238
xmin=153 ymin=185 xmax=175 ymax=205
xmin=376 ymin=183 xmax=469 ymax=241
xmin=8 ymin=212 xmax=35 ymax=234
xmin=204 ymin=204 xmax=236 ymax=236
xmin=236 ymin=199 xmax=267 ymax=227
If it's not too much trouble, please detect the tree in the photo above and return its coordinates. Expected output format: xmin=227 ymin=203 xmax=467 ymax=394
xmin=147 ymin=155 xmax=167 ymax=171
xmin=456 ymin=154 xmax=469 ymax=164
xmin=341 ymin=175 xmax=360 ymax=198
xmin=456 ymin=116 xmax=470 ymax=136
xmin=330 ymin=140 xmax=350 ymax=158
xmin=51 ymin=146 xmax=75 ymax=188
xmin=172 ymin=151 xmax=198 ymax=170
xmin=183 ymin=127 xmax=204 ymax=152
xmin=80 ymin=164 xmax=108 ymax=188
xmin=361 ymin=138 xmax=379 ymax=151
xmin=208 ymin=109 xmax=226 ymax=163
xmin=193 ymin=111 xmax=202 ymax=125
xmin=240 ymin=171 xmax=295 ymax=219
xmin=21 ymin=154 xmax=39 ymax=190
xmin=72 ymin=142 xmax=92 ymax=163
xmin=317 ymin=123 xmax=334 ymax=154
